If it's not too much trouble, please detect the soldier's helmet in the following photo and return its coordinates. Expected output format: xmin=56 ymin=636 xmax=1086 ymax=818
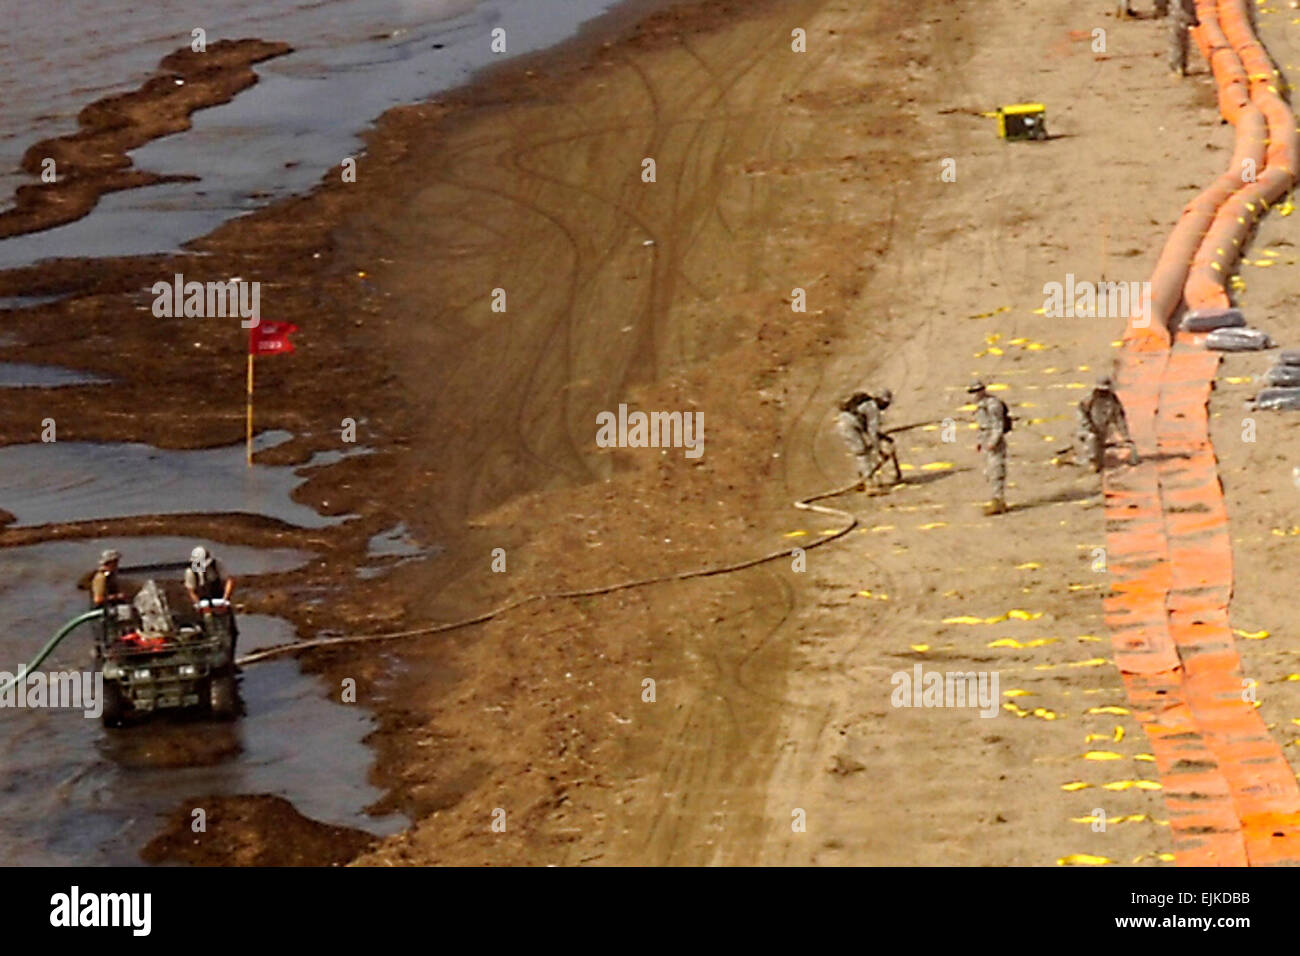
xmin=966 ymin=381 xmax=986 ymax=394
xmin=99 ymin=549 xmax=121 ymax=567
xmin=1097 ymin=376 xmax=1115 ymax=391
xmin=877 ymin=388 xmax=893 ymax=407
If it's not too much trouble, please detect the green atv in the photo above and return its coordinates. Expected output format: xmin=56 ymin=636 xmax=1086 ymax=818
xmin=92 ymin=570 xmax=238 ymax=728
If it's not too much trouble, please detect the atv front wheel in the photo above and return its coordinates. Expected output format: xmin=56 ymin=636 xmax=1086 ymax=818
xmin=101 ymin=680 xmax=128 ymax=729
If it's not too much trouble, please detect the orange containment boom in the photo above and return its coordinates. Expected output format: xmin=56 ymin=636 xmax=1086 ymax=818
xmin=1106 ymin=0 xmax=1300 ymax=866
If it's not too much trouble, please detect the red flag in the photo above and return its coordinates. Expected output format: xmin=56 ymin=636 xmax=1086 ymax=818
xmin=249 ymin=320 xmax=297 ymax=356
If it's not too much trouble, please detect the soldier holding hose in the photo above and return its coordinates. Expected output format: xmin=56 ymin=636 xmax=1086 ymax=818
xmin=836 ymin=389 xmax=901 ymax=491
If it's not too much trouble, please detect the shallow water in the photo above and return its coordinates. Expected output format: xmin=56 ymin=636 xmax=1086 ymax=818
xmin=0 ymin=362 xmax=109 ymax=388
xmin=366 ymin=521 xmax=426 ymax=558
xmin=0 ymin=535 xmax=404 ymax=865
xmin=0 ymin=0 xmax=663 ymax=268
xmin=358 ymin=521 xmax=439 ymax=578
xmin=0 ymin=294 xmax=66 ymax=311
xmin=0 ymin=430 xmax=353 ymax=528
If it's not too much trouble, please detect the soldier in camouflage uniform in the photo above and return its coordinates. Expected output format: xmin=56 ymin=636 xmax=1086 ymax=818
xmin=836 ymin=389 xmax=900 ymax=490
xmin=1083 ymin=377 xmax=1139 ymax=467
xmin=970 ymin=382 xmax=1010 ymax=515
xmin=1169 ymin=0 xmax=1198 ymax=76
xmin=1073 ymin=400 xmax=1105 ymax=473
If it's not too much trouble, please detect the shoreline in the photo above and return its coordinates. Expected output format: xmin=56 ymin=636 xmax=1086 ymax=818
xmin=0 ymin=40 xmax=292 ymax=242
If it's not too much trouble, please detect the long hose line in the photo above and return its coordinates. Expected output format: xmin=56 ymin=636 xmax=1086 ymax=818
xmin=0 ymin=610 xmax=103 ymax=694
xmin=233 ymin=479 xmax=864 ymax=667
xmin=0 ymin=482 xmax=862 ymax=676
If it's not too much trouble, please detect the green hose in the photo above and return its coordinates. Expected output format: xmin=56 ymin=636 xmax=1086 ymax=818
xmin=0 ymin=610 xmax=103 ymax=694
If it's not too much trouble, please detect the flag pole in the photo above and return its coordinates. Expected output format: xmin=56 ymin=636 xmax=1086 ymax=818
xmin=246 ymin=351 xmax=255 ymax=467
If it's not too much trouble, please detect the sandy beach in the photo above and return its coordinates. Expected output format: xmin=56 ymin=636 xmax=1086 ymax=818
xmin=3 ymin=0 xmax=1300 ymax=869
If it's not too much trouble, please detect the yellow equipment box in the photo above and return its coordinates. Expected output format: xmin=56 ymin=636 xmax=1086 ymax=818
xmin=997 ymin=103 xmax=1047 ymax=141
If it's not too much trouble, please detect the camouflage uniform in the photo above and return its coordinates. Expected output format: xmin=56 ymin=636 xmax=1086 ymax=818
xmin=1074 ymin=401 xmax=1104 ymax=473
xmin=1169 ymin=0 xmax=1198 ymax=75
xmin=1084 ymin=383 xmax=1139 ymax=465
xmin=836 ymin=393 xmax=899 ymax=487
xmin=974 ymin=390 xmax=1009 ymax=510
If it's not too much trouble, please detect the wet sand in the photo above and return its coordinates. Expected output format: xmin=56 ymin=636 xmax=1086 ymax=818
xmin=3 ymin=0 xmax=1299 ymax=867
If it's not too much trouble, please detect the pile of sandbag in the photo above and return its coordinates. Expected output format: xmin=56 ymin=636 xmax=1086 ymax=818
xmin=1257 ymin=349 xmax=1300 ymax=410
xmin=1180 ymin=309 xmax=1300 ymax=408
xmin=1181 ymin=307 xmax=1274 ymax=351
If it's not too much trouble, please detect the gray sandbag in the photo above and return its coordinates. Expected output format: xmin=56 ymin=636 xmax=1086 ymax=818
xmin=1278 ymin=349 xmax=1300 ymax=367
xmin=1265 ymin=364 xmax=1300 ymax=387
xmin=1255 ymin=387 xmax=1300 ymax=411
xmin=1181 ymin=307 xmax=1245 ymax=332
xmin=1204 ymin=326 xmax=1273 ymax=351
